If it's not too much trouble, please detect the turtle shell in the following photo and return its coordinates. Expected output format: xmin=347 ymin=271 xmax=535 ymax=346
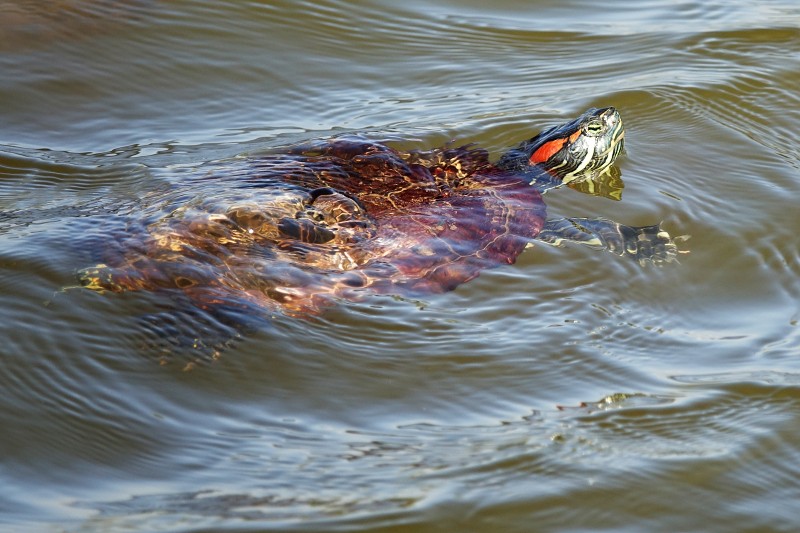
xmin=79 ymin=138 xmax=546 ymax=316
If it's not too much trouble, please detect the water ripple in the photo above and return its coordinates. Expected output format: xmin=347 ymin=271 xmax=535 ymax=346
xmin=2 ymin=1 xmax=800 ymax=531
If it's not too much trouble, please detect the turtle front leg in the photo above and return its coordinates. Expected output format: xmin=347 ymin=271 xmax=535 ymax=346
xmin=536 ymin=217 xmax=687 ymax=265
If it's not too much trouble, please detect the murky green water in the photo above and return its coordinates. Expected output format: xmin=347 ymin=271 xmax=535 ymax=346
xmin=2 ymin=1 xmax=800 ymax=531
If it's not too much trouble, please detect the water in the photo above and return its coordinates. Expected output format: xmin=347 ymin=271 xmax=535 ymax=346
xmin=2 ymin=1 xmax=800 ymax=531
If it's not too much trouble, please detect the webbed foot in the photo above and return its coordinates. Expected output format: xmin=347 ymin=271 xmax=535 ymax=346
xmin=77 ymin=263 xmax=118 ymax=292
xmin=537 ymin=217 xmax=689 ymax=265
xmin=614 ymin=223 xmax=689 ymax=265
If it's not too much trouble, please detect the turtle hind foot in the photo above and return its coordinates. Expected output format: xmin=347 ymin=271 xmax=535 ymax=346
xmin=76 ymin=264 xmax=117 ymax=292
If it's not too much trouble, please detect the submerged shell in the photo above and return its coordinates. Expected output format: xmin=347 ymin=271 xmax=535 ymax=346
xmin=79 ymin=138 xmax=547 ymax=316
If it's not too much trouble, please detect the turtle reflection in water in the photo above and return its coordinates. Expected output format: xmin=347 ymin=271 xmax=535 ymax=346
xmin=79 ymin=107 xmax=684 ymax=360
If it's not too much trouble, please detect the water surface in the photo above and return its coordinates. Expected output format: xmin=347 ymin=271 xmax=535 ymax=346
xmin=1 ymin=1 xmax=800 ymax=531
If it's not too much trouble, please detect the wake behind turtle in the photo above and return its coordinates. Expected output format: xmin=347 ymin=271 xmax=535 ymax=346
xmin=78 ymin=107 xmax=683 ymax=359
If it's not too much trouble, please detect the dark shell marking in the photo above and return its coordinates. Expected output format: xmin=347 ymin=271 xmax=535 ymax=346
xmin=79 ymin=107 xmax=634 ymax=317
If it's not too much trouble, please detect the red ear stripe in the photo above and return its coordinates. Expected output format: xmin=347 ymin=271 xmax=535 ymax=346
xmin=529 ymin=138 xmax=566 ymax=165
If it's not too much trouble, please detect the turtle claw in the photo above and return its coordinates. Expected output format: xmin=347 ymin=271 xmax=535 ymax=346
xmin=629 ymin=224 xmax=686 ymax=266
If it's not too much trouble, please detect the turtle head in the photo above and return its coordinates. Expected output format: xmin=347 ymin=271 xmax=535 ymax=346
xmin=499 ymin=107 xmax=625 ymax=183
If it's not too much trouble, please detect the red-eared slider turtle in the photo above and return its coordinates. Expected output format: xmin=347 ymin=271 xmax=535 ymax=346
xmin=78 ymin=107 xmax=681 ymax=357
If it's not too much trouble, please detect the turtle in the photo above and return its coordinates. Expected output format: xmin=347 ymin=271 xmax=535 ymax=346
xmin=77 ymin=107 xmax=682 ymax=359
